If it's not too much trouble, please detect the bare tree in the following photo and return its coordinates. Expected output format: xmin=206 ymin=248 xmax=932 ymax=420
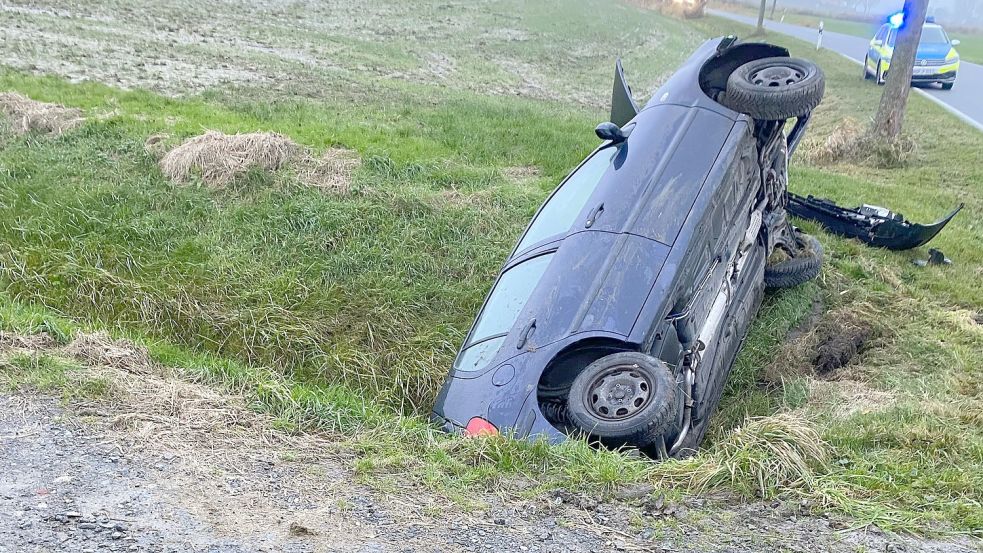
xmin=756 ymin=0 xmax=767 ymax=33
xmin=770 ymin=0 xmax=779 ymax=18
xmin=871 ymin=0 xmax=930 ymax=139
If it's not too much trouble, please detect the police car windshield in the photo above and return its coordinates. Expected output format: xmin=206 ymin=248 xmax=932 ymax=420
xmin=920 ymin=27 xmax=949 ymax=45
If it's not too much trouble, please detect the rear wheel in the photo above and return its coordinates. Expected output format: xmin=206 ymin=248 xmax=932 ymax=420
xmin=721 ymin=57 xmax=825 ymax=120
xmin=765 ymin=231 xmax=823 ymax=289
xmin=567 ymin=352 xmax=678 ymax=448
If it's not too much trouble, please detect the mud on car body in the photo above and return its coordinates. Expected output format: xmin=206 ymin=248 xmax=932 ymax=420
xmin=433 ymin=37 xmax=826 ymax=458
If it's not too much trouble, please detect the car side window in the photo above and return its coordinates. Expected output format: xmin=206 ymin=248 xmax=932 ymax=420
xmin=454 ymin=253 xmax=555 ymax=372
xmin=514 ymin=147 xmax=618 ymax=253
xmin=887 ymin=29 xmax=897 ymax=47
xmin=875 ymin=25 xmax=888 ymax=43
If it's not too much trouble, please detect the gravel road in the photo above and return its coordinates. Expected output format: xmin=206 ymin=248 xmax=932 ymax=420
xmin=1 ymin=351 xmax=978 ymax=553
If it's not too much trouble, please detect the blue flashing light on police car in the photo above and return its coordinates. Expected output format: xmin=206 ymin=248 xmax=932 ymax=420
xmin=863 ymin=14 xmax=960 ymax=90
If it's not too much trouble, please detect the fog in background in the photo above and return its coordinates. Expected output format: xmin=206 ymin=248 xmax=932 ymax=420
xmin=720 ymin=0 xmax=983 ymax=30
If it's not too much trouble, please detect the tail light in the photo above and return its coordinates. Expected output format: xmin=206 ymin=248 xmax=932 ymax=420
xmin=464 ymin=417 xmax=499 ymax=437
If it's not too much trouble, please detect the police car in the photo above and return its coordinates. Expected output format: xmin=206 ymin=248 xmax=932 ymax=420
xmin=863 ymin=15 xmax=961 ymax=90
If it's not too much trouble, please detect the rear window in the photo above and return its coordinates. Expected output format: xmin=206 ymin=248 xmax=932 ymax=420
xmin=514 ymin=147 xmax=617 ymax=253
xmin=454 ymin=253 xmax=554 ymax=372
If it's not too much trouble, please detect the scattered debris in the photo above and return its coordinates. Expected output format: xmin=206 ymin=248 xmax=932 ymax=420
xmin=159 ymin=130 xmax=300 ymax=187
xmin=0 ymin=92 xmax=84 ymax=136
xmin=914 ymin=248 xmax=952 ymax=267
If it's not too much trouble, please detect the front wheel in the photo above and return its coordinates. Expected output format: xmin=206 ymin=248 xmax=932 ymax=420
xmin=941 ymin=82 xmax=954 ymax=90
xmin=566 ymin=352 xmax=678 ymax=447
xmin=863 ymin=56 xmax=872 ymax=80
xmin=876 ymin=61 xmax=886 ymax=85
xmin=721 ymin=57 xmax=826 ymax=120
xmin=765 ymin=231 xmax=823 ymax=289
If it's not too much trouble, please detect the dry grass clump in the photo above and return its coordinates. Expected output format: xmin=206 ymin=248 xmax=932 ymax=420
xmin=65 ymin=331 xmax=158 ymax=374
xmin=160 ymin=130 xmax=300 ymax=187
xmin=159 ymin=131 xmax=361 ymax=191
xmin=502 ymin=165 xmax=541 ymax=184
xmin=297 ymin=147 xmax=362 ymax=192
xmin=0 ymin=331 xmax=56 ymax=353
xmin=808 ymin=117 xmax=917 ymax=168
xmin=688 ymin=414 xmax=830 ymax=498
xmin=0 ymin=92 xmax=84 ymax=135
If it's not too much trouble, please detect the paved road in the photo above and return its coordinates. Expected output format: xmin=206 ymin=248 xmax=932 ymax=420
xmin=711 ymin=9 xmax=983 ymax=132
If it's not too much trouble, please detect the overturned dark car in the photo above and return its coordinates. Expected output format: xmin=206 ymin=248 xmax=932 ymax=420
xmin=433 ymin=37 xmax=827 ymax=458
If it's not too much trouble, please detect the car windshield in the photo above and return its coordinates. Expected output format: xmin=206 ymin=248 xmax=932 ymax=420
xmin=455 ymin=253 xmax=554 ymax=371
xmin=514 ymin=147 xmax=617 ymax=253
xmin=920 ymin=27 xmax=949 ymax=45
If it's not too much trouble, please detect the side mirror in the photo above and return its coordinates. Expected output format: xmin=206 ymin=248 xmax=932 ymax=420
xmin=872 ymin=40 xmax=883 ymax=47
xmin=595 ymin=122 xmax=633 ymax=144
xmin=951 ymin=39 xmax=961 ymax=46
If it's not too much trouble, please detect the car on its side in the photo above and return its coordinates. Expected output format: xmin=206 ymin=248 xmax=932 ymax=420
xmin=432 ymin=37 xmax=826 ymax=458
xmin=864 ymin=18 xmax=961 ymax=90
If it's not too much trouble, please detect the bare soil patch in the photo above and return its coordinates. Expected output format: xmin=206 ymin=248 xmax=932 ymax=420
xmin=0 ymin=92 xmax=84 ymax=135
xmin=814 ymin=322 xmax=873 ymax=375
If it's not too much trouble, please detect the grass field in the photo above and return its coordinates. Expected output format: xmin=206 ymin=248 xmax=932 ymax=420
xmin=1 ymin=0 xmax=981 ymax=537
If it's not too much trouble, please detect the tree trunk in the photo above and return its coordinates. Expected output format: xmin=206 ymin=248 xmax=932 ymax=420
xmin=871 ymin=0 xmax=930 ymax=140
xmin=756 ymin=0 xmax=767 ymax=32
xmin=770 ymin=0 xmax=778 ymax=18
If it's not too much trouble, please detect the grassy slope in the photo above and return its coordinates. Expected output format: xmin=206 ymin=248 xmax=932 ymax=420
xmin=1 ymin=1 xmax=981 ymax=535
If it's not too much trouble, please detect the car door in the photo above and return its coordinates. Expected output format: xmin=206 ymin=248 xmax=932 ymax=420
xmin=870 ymin=24 xmax=888 ymax=64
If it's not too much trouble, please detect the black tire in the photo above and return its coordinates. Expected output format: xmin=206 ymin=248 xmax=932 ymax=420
xmin=721 ymin=57 xmax=825 ymax=120
xmin=764 ymin=231 xmax=823 ymax=289
xmin=567 ymin=352 xmax=678 ymax=447
xmin=941 ymin=82 xmax=954 ymax=90
xmin=863 ymin=56 xmax=872 ymax=80
xmin=876 ymin=61 xmax=886 ymax=85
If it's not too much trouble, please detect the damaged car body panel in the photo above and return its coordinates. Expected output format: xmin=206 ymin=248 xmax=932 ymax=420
xmin=434 ymin=37 xmax=827 ymax=457
xmin=787 ymin=194 xmax=963 ymax=251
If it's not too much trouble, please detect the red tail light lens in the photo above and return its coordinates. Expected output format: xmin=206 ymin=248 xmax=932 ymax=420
xmin=464 ymin=417 xmax=499 ymax=437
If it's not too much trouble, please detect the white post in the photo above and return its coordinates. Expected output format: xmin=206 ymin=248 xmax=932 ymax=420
xmin=817 ymin=21 xmax=824 ymax=50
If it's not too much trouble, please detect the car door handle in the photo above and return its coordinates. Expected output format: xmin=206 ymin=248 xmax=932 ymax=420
xmin=516 ymin=318 xmax=536 ymax=349
xmin=585 ymin=203 xmax=605 ymax=228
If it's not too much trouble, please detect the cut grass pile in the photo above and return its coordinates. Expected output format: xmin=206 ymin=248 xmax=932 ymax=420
xmin=160 ymin=130 xmax=300 ymax=187
xmin=0 ymin=0 xmax=981 ymax=536
xmin=0 ymin=91 xmax=84 ymax=135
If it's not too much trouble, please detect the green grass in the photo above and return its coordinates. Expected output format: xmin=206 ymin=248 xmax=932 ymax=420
xmin=0 ymin=1 xmax=981 ymax=536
